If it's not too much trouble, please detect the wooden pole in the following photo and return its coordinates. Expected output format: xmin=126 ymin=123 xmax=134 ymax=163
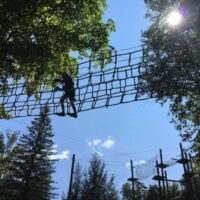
xmin=179 ymin=143 xmax=191 ymax=200
xmin=156 ymin=160 xmax=162 ymax=199
xmin=159 ymin=149 xmax=166 ymax=199
xmin=130 ymin=160 xmax=135 ymax=200
xmin=67 ymin=154 xmax=75 ymax=200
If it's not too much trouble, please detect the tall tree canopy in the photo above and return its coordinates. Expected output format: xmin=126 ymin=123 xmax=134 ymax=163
xmin=81 ymin=155 xmax=119 ymax=200
xmin=64 ymin=155 xmax=119 ymax=200
xmin=12 ymin=107 xmax=57 ymax=200
xmin=0 ymin=0 xmax=115 ymax=89
xmin=142 ymin=0 xmax=200 ymax=151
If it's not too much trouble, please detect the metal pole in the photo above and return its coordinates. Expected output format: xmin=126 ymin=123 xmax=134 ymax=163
xmin=130 ymin=160 xmax=135 ymax=200
xmin=68 ymin=154 xmax=75 ymax=200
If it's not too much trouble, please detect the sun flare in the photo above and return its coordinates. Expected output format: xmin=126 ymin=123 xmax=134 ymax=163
xmin=167 ymin=11 xmax=182 ymax=26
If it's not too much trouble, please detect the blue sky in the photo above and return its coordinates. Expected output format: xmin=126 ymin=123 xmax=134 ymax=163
xmin=0 ymin=0 xmax=187 ymax=199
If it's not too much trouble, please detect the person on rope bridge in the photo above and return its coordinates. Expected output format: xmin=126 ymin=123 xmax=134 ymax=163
xmin=54 ymin=73 xmax=77 ymax=118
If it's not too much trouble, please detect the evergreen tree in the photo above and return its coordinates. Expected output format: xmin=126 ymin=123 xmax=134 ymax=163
xmin=12 ymin=106 xmax=57 ymax=200
xmin=63 ymin=155 xmax=118 ymax=200
xmin=70 ymin=163 xmax=82 ymax=200
xmin=80 ymin=154 xmax=119 ymax=200
xmin=145 ymin=185 xmax=159 ymax=200
xmin=62 ymin=163 xmax=83 ymax=200
xmin=121 ymin=182 xmax=133 ymax=200
xmin=121 ymin=182 xmax=147 ymax=200
xmin=0 ymin=131 xmax=19 ymax=200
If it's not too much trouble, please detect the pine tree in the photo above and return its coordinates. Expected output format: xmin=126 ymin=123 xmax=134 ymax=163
xmin=81 ymin=154 xmax=119 ymax=200
xmin=146 ymin=185 xmax=160 ymax=200
xmin=62 ymin=163 xmax=83 ymax=200
xmin=121 ymin=182 xmax=147 ymax=200
xmin=70 ymin=163 xmax=82 ymax=200
xmin=121 ymin=182 xmax=133 ymax=200
xmin=12 ymin=106 xmax=57 ymax=200
xmin=0 ymin=131 xmax=19 ymax=200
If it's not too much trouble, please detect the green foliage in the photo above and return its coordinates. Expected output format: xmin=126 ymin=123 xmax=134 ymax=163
xmin=145 ymin=185 xmax=159 ymax=200
xmin=64 ymin=154 xmax=119 ymax=200
xmin=0 ymin=0 xmax=115 ymax=119
xmin=0 ymin=131 xmax=19 ymax=200
xmin=71 ymin=163 xmax=82 ymax=200
xmin=81 ymin=154 xmax=119 ymax=200
xmin=11 ymin=106 xmax=57 ymax=200
xmin=194 ymin=134 xmax=200 ymax=175
xmin=62 ymin=163 xmax=83 ymax=200
xmin=193 ymin=175 xmax=200 ymax=198
xmin=168 ymin=183 xmax=181 ymax=199
xmin=145 ymin=183 xmax=181 ymax=200
xmin=121 ymin=182 xmax=147 ymax=200
xmin=121 ymin=182 xmax=133 ymax=200
xmin=142 ymin=0 xmax=200 ymax=149
xmin=0 ymin=0 xmax=115 ymax=94
xmin=0 ymin=104 xmax=12 ymax=119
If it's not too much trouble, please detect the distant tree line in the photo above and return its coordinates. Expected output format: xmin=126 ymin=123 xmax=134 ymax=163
xmin=62 ymin=156 xmax=200 ymax=200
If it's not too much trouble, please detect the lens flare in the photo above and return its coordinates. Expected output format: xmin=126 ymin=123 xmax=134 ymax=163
xmin=167 ymin=11 xmax=182 ymax=26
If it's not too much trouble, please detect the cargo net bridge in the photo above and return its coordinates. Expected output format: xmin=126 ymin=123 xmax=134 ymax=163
xmin=0 ymin=46 xmax=153 ymax=118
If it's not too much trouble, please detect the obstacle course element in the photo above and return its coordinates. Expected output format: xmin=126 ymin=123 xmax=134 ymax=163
xmin=0 ymin=46 xmax=153 ymax=118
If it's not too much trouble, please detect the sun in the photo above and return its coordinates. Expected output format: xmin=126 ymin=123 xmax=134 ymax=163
xmin=167 ymin=11 xmax=182 ymax=26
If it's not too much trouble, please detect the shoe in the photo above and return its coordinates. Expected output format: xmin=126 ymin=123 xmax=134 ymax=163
xmin=56 ymin=112 xmax=65 ymax=116
xmin=68 ymin=113 xmax=78 ymax=118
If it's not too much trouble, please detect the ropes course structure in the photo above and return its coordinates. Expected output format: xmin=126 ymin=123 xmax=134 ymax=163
xmin=135 ymin=156 xmax=178 ymax=181
xmin=0 ymin=46 xmax=153 ymax=119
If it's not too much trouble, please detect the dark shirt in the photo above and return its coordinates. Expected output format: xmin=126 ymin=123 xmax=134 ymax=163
xmin=61 ymin=75 xmax=74 ymax=91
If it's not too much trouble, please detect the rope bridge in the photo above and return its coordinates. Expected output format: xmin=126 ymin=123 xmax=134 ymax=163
xmin=0 ymin=46 xmax=153 ymax=118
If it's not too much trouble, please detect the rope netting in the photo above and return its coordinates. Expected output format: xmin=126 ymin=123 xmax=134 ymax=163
xmin=0 ymin=46 xmax=153 ymax=118
xmin=135 ymin=156 xmax=178 ymax=181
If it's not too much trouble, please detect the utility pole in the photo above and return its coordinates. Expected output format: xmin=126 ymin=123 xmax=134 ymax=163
xmin=67 ymin=154 xmax=75 ymax=200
